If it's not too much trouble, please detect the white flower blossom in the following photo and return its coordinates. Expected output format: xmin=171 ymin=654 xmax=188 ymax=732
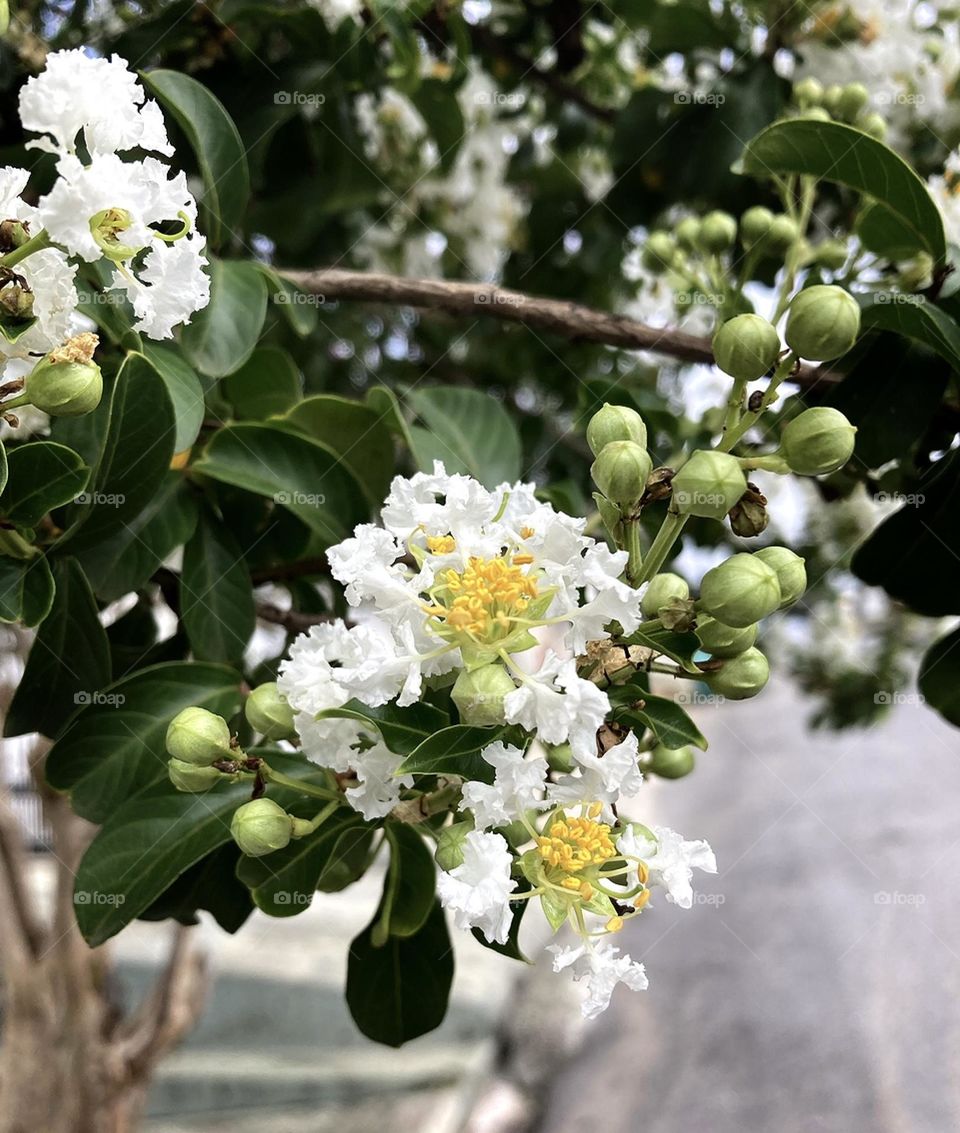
xmin=120 ymin=232 xmax=210 ymax=340
xmin=504 ymin=657 xmax=610 ymax=758
xmin=460 ymin=741 xmax=547 ymax=830
xmin=618 ymin=824 xmax=717 ymax=909
xmin=548 ymin=940 xmax=649 ymax=1018
xmin=436 ymin=830 xmax=517 ymax=943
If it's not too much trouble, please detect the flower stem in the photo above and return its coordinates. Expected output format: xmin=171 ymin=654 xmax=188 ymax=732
xmin=623 ymin=516 xmax=643 ymax=586
xmin=260 ymin=764 xmax=342 ymax=802
xmin=636 ymin=510 xmax=687 ymax=585
xmin=717 ymin=351 xmax=798 ymax=453
xmin=291 ymin=800 xmax=341 ymax=838
xmin=1 ymin=229 xmax=52 ymax=268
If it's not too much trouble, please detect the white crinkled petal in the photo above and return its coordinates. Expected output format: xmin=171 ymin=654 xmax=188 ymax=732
xmin=548 ymin=940 xmax=648 ymax=1018
xmin=123 ymin=233 xmax=210 ymax=339
xmin=436 ymin=830 xmax=516 ymax=944
xmin=344 ymin=743 xmax=413 ymax=820
xmin=572 ymin=730 xmax=643 ymax=798
xmin=504 ymin=657 xmax=609 ymax=755
xmin=617 ymin=824 xmax=717 ymax=909
xmin=459 ymin=741 xmax=548 ymax=830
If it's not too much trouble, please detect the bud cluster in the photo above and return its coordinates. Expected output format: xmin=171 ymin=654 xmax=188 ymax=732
xmin=791 ymin=77 xmax=886 ymax=141
xmin=588 ymin=402 xmax=653 ymax=515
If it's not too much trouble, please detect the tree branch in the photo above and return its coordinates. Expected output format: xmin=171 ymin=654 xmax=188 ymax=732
xmin=255 ymin=602 xmax=333 ymax=633
xmin=281 ymin=268 xmax=836 ymax=389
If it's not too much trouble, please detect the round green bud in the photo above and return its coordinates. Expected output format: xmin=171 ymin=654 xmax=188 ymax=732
xmin=695 ymin=615 xmax=757 ymax=658
xmin=697 ymin=210 xmax=737 ymax=254
xmin=165 ymin=706 xmax=232 ymax=766
xmin=672 ymin=450 xmax=747 ymax=520
xmin=740 ymin=206 xmax=774 ymax=246
xmin=780 ymin=405 xmax=857 ymax=475
xmin=244 ymin=682 xmax=297 ymax=741
xmin=837 ymin=82 xmax=870 ymax=122
xmin=860 ymin=112 xmax=887 ymax=140
xmin=647 ymin=743 xmax=696 ymax=779
xmin=754 ymin=546 xmax=807 ymax=606
xmin=822 ymin=84 xmax=844 ymax=115
xmin=797 ymin=107 xmax=831 ymax=122
xmin=641 ymin=572 xmax=689 ymax=619
xmin=707 ymin=646 xmax=770 ymax=700
xmin=642 ymin=232 xmax=677 ymax=273
xmin=675 ymin=216 xmax=701 ymax=251
xmin=793 ymin=76 xmax=824 ymax=108
xmin=765 ymin=214 xmax=801 ymax=254
xmin=435 ymin=820 xmax=473 ymax=871
xmin=591 ymin=441 xmax=653 ymax=509
xmin=168 ymin=758 xmax=223 ymax=793
xmin=25 ymin=347 xmax=103 ymax=417
xmin=784 ymin=285 xmax=861 ymax=361
xmin=699 ymin=553 xmax=781 ymax=627
xmin=452 ymin=663 xmax=516 ymax=726
xmin=712 ymin=313 xmax=781 ymax=381
xmin=230 ymin=799 xmax=294 ymax=858
xmin=813 ymin=239 xmax=848 ymax=271
xmin=586 ymin=402 xmax=647 ymax=456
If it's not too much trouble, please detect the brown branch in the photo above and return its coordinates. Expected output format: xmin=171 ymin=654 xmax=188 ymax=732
xmin=250 ymin=556 xmax=330 ymax=585
xmin=281 ymin=268 xmax=836 ymax=389
xmin=255 ymin=601 xmax=333 ymax=632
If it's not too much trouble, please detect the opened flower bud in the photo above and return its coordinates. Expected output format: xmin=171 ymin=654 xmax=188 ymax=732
xmin=642 ymin=232 xmax=677 ymax=274
xmin=641 ymin=572 xmax=689 ymax=619
xmin=586 ymin=402 xmax=647 ymax=456
xmin=591 ymin=441 xmax=652 ymax=509
xmin=452 ymin=663 xmax=516 ymax=726
xmin=168 ymin=758 xmax=223 ymax=793
xmin=230 ymin=798 xmax=294 ymax=857
xmin=25 ymin=333 xmax=102 ymax=416
xmin=754 ymin=546 xmax=807 ymax=606
xmin=697 ymin=210 xmax=737 ymax=253
xmin=245 ymin=682 xmax=297 ymax=741
xmin=712 ymin=314 xmax=780 ymax=381
xmin=165 ymin=705 xmax=233 ymax=766
xmin=780 ymin=406 xmax=857 ymax=475
xmin=695 ymin=615 xmax=757 ymax=658
xmin=672 ymin=450 xmax=747 ymax=520
xmin=647 ymin=743 xmax=696 ymax=779
xmin=707 ymin=647 xmax=770 ymax=700
xmin=785 ymin=285 xmax=861 ymax=361
xmin=728 ymin=491 xmax=770 ymax=538
xmin=699 ymin=553 xmax=781 ymax=627
xmin=740 ymin=206 xmax=774 ymax=246
xmin=435 ymin=820 xmax=474 ymax=871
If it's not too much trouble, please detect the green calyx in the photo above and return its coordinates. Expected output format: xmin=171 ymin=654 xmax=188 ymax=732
xmin=695 ymin=615 xmax=757 ymax=658
xmin=712 ymin=313 xmax=781 ymax=381
xmin=699 ymin=553 xmax=781 ymax=627
xmin=451 ymin=663 xmax=516 ymax=726
xmin=435 ymin=820 xmax=474 ymax=871
xmin=231 ymin=798 xmax=295 ymax=858
xmin=586 ymin=402 xmax=647 ymax=456
xmin=784 ymin=285 xmax=861 ymax=362
xmin=697 ymin=210 xmax=737 ymax=254
xmin=641 ymin=572 xmax=689 ymax=619
xmin=707 ymin=646 xmax=770 ymax=700
xmin=168 ymin=758 xmax=231 ymax=793
xmin=591 ymin=440 xmax=652 ymax=510
xmin=25 ymin=334 xmax=103 ymax=417
xmin=165 ymin=706 xmax=233 ymax=766
xmin=245 ymin=682 xmax=297 ymax=741
xmin=754 ymin=546 xmax=807 ymax=607
xmin=780 ymin=406 xmax=857 ymax=475
xmin=647 ymin=743 xmax=696 ymax=779
xmin=672 ymin=450 xmax=747 ymax=520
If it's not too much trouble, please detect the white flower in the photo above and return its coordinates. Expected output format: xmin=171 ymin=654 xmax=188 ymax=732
xmin=504 ymin=657 xmax=609 ymax=757
xmin=460 ymin=741 xmax=548 ymax=830
xmin=436 ymin=830 xmax=517 ymax=943
xmin=571 ymin=729 xmax=644 ymax=798
xmin=19 ymin=49 xmax=173 ymax=158
xmin=13 ymin=247 xmax=80 ymax=355
xmin=618 ymin=824 xmax=717 ymax=909
xmin=120 ymin=232 xmax=210 ymax=339
xmin=548 ymin=940 xmax=648 ymax=1018
xmin=344 ymin=743 xmax=414 ymax=821
xmin=307 ymin=0 xmax=365 ymax=32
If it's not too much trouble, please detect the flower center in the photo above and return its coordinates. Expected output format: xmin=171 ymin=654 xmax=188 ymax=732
xmin=426 ymin=552 xmax=539 ymax=642
xmin=537 ymin=815 xmax=616 ymax=889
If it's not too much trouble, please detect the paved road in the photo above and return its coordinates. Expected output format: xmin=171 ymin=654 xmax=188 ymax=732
xmin=537 ymin=681 xmax=960 ymax=1133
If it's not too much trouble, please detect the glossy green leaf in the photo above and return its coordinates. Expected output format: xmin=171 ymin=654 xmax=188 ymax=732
xmin=616 ymin=691 xmax=708 ymax=751
xmin=223 ymin=346 xmax=302 ymax=419
xmin=0 ymin=442 xmax=90 ymax=528
xmin=181 ymin=505 xmax=255 ymax=663
xmin=919 ymin=627 xmax=960 ymax=727
xmin=139 ymin=844 xmax=254 ymax=933
xmin=317 ymin=699 xmax=450 ymax=755
xmin=407 ymin=387 xmax=522 ymax=487
xmin=141 ymin=343 xmax=206 ymax=451
xmin=260 ymin=268 xmax=319 ymax=337
xmin=0 ymin=554 xmax=55 ymax=626
xmin=372 ymin=824 xmax=436 ymax=945
xmin=181 ymin=260 xmax=268 ymax=378
xmin=858 ymin=294 xmax=960 ymax=373
xmin=856 ymin=202 xmax=924 ymax=261
xmin=6 ymin=559 xmax=110 ymax=738
xmin=740 ymin=119 xmax=945 ymax=261
xmin=398 ymin=725 xmax=502 ymax=782
xmin=142 ymin=69 xmax=250 ymax=247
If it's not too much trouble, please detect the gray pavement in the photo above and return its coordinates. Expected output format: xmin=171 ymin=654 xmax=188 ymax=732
xmin=537 ymin=681 xmax=960 ymax=1133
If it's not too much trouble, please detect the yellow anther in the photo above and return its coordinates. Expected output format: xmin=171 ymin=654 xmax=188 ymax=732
xmin=637 ymin=862 xmax=649 ymax=885
xmin=587 ymin=802 xmax=602 ymax=819
xmin=426 ymin=534 xmax=456 ymax=554
xmin=513 ymin=553 xmax=534 ymax=565
xmin=634 ymin=889 xmax=651 ymax=910
xmin=605 ymin=916 xmax=624 ymax=933
xmin=428 ymin=553 xmax=541 ymax=640
xmin=520 ymin=526 xmax=535 ymax=539
xmin=579 ymin=882 xmax=594 ymax=900
xmin=561 ymin=876 xmax=582 ymax=891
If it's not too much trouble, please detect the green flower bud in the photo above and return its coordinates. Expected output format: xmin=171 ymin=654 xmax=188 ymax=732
xmin=780 ymin=406 xmax=857 ymax=475
xmin=647 ymin=743 xmax=696 ymax=779
xmin=586 ymin=402 xmax=647 ymax=456
xmin=765 ymin=214 xmax=801 ymax=254
xmin=860 ymin=112 xmax=887 ymax=140
xmin=435 ymin=820 xmax=474 ymax=871
xmin=699 ymin=553 xmax=781 ymax=627
xmin=231 ymin=798 xmax=294 ymax=857
xmin=822 ymin=84 xmax=844 ymax=115
xmin=707 ymin=646 xmax=770 ymax=700
xmin=25 ymin=333 xmax=102 ymax=417
xmin=641 ymin=572 xmax=689 ymax=619
xmin=740 ymin=206 xmax=774 ymax=246
xmin=591 ymin=441 xmax=652 ymax=509
xmin=754 ymin=546 xmax=807 ymax=606
xmin=547 ymin=743 xmax=575 ymax=773
xmin=675 ymin=216 xmax=701 ymax=251
xmin=695 ymin=615 xmax=757 ymax=658
xmin=712 ymin=314 xmax=781 ymax=381
xmin=797 ymin=107 xmax=831 ymax=122
xmin=166 ymin=706 xmax=233 ymax=766
xmin=642 ymin=232 xmax=677 ymax=273
xmin=813 ymin=239 xmax=849 ymax=271
xmin=90 ymin=207 xmax=141 ymax=263
xmin=244 ymin=682 xmax=297 ymax=741
xmin=837 ymin=82 xmax=870 ymax=122
xmin=697 ymin=210 xmax=737 ymax=253
xmin=793 ymin=76 xmax=824 ymax=108
xmin=784 ymin=285 xmax=861 ymax=361
xmin=452 ymin=663 xmax=516 ymax=726
xmin=168 ymin=758 xmax=223 ymax=793
xmin=672 ymin=450 xmax=747 ymax=520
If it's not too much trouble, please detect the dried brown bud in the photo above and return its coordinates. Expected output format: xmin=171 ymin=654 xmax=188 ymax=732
xmin=728 ymin=482 xmax=769 ymax=537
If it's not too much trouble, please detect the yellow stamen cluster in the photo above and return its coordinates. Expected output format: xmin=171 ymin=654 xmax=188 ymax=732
xmin=426 ymin=534 xmax=456 ymax=555
xmin=538 ymin=815 xmax=616 ymax=877
xmin=430 ymin=554 xmax=539 ymax=638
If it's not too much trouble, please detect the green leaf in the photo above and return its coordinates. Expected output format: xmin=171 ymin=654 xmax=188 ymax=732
xmin=223 ymin=346 xmax=302 ymax=419
xmin=407 ymin=387 xmax=522 ymax=487
xmin=372 ymin=824 xmax=436 ymax=945
xmin=141 ymin=69 xmax=250 ymax=248
xmin=140 ymin=343 xmax=206 ymax=451
xmin=398 ymin=725 xmax=502 ymax=782
xmin=919 ymin=627 xmax=960 ymax=726
xmin=346 ymin=898 xmax=454 ymax=1047
xmin=855 ymin=202 xmax=925 ymax=261
xmin=180 ymin=505 xmax=255 ymax=663
xmin=283 ymin=394 xmax=395 ymax=505
xmin=858 ymin=294 xmax=960 ymax=373
xmin=260 ymin=268 xmax=319 ymax=337
xmin=616 ymin=691 xmax=708 ymax=751
xmin=0 ymin=442 xmax=89 ymax=528
xmin=58 ymin=353 xmax=177 ymax=555
xmin=181 ymin=260 xmax=268 ymax=378
xmin=139 ymin=844 xmax=253 ymax=933
xmin=0 ymin=442 xmax=6 ymax=494
xmin=410 ymin=79 xmax=465 ymax=172
xmin=0 ymin=554 xmax=55 ymax=626
xmin=317 ymin=700 xmax=450 ymax=755
xmin=740 ymin=119 xmax=945 ymax=262
xmin=45 ymin=661 xmax=242 ymax=823
xmin=6 ymin=559 xmax=111 ymax=738
xmin=193 ymin=422 xmax=368 ymax=544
